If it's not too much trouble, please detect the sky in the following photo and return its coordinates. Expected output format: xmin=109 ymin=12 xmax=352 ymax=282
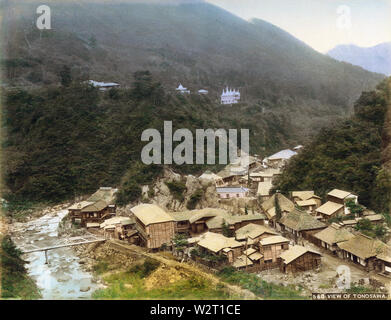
xmin=206 ymin=0 xmax=391 ymax=53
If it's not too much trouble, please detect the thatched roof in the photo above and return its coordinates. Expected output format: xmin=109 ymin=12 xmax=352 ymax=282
xmin=259 ymin=235 xmax=290 ymax=246
xmin=232 ymin=255 xmax=254 ymax=268
xmin=68 ymin=201 xmax=95 ymax=210
xmin=279 ymin=245 xmax=321 ymax=264
xmin=248 ymin=252 xmax=263 ymax=261
xmin=197 ymin=232 xmax=243 ymax=253
xmin=189 ymin=211 xmax=220 ymax=224
xmin=279 ymin=208 xmax=326 ymax=231
xmin=292 ymin=191 xmax=315 ymax=201
xmin=236 ymin=214 xmax=267 ymax=222
xmin=314 ymin=223 xmax=355 ymax=246
xmin=327 ymin=189 xmax=352 ymax=199
xmin=296 ymin=199 xmax=317 ymax=207
xmin=168 ymin=208 xmax=265 ymax=230
xmin=337 ymin=233 xmax=390 ymax=260
xmin=257 ymin=181 xmax=273 ymax=196
xmin=87 ymin=187 xmax=118 ymax=204
xmin=252 ymin=167 xmax=281 ymax=178
xmin=81 ymin=200 xmax=108 ymax=212
xmin=316 ymin=201 xmax=344 ymax=216
xmin=261 ymin=193 xmax=295 ymax=220
xmin=243 ymin=248 xmax=256 ymax=255
xmin=235 ymin=223 xmax=277 ymax=241
xmin=131 ymin=204 xmax=174 ymax=226
xmin=377 ymin=247 xmax=391 ymax=263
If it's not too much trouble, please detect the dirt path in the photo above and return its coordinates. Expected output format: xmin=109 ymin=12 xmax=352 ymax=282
xmin=305 ymin=241 xmax=391 ymax=293
xmin=108 ymin=240 xmax=260 ymax=300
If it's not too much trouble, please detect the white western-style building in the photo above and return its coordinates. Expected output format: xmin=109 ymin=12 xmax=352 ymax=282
xmin=221 ymin=87 xmax=240 ymax=104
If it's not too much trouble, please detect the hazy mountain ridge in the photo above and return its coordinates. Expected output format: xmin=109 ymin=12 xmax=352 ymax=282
xmin=328 ymin=42 xmax=391 ymax=76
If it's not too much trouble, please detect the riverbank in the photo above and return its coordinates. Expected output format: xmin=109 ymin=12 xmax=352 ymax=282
xmin=9 ymin=209 xmax=103 ymax=299
xmin=74 ymin=240 xmax=310 ymax=300
xmin=74 ymin=240 xmax=258 ymax=300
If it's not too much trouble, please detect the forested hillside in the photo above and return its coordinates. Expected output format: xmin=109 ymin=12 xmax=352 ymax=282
xmin=0 ymin=0 xmax=387 ymax=211
xmin=274 ymin=78 xmax=391 ymax=213
xmin=0 ymin=0 xmax=385 ymax=139
xmin=2 ymin=71 xmax=294 ymax=207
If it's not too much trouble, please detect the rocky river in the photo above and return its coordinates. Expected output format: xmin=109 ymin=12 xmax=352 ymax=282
xmin=10 ymin=209 xmax=102 ymax=299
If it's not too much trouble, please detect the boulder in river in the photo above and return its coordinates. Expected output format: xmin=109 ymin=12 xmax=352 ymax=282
xmin=80 ymin=285 xmax=90 ymax=292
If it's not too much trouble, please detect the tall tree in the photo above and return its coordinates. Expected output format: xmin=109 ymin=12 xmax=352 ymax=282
xmin=59 ymin=65 xmax=72 ymax=87
xmin=275 ymin=195 xmax=282 ymax=222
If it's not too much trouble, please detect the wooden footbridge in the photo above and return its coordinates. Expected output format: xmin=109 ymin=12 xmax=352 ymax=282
xmin=18 ymin=233 xmax=106 ymax=264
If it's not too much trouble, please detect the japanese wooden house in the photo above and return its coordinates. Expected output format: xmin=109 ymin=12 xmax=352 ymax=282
xmin=261 ymin=193 xmax=295 ymax=227
xmin=68 ymin=199 xmax=115 ymax=227
xmin=313 ymin=223 xmax=355 ymax=254
xmin=291 ymin=191 xmax=321 ymax=208
xmin=264 ymin=149 xmax=297 ymax=168
xmin=278 ymin=208 xmax=326 ymax=242
xmin=315 ymin=201 xmax=344 ymax=221
xmin=131 ymin=204 xmax=175 ymax=249
xmin=196 ymin=231 xmax=244 ymax=263
xmin=377 ymin=248 xmax=391 ymax=275
xmin=168 ymin=208 xmax=266 ymax=236
xmin=100 ymin=216 xmax=137 ymax=243
xmin=296 ymin=199 xmax=318 ymax=215
xmin=337 ymin=233 xmax=390 ymax=272
xmin=279 ymin=245 xmax=321 ymax=273
xmin=259 ymin=235 xmax=290 ymax=269
xmin=257 ymin=180 xmax=273 ymax=202
xmin=327 ymin=189 xmax=358 ymax=205
xmin=235 ymin=223 xmax=277 ymax=245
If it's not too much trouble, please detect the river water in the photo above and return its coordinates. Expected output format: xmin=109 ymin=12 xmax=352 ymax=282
xmin=10 ymin=209 xmax=100 ymax=299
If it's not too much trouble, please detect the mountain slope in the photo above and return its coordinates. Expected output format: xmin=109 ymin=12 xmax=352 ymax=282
xmin=0 ymin=0 xmax=387 ymax=207
xmin=1 ymin=75 xmax=296 ymax=205
xmin=0 ymin=1 xmax=385 ymax=141
xmin=328 ymin=42 xmax=391 ymax=76
xmin=1 ymin=1 xmax=384 ymax=103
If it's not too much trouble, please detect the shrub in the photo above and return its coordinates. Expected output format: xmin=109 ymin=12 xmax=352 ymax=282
xmin=1 ymin=236 xmax=41 ymax=299
xmin=186 ymin=188 xmax=204 ymax=210
xmin=172 ymin=233 xmax=188 ymax=252
xmin=355 ymin=218 xmax=372 ymax=232
xmin=128 ymin=258 xmax=160 ymax=278
xmin=166 ymin=180 xmax=187 ymax=202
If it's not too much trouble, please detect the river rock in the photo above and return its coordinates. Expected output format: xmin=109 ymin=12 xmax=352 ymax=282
xmin=80 ymin=285 xmax=91 ymax=292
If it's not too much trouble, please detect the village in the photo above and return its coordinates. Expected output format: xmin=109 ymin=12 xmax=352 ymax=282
xmin=64 ymin=145 xmax=391 ymax=294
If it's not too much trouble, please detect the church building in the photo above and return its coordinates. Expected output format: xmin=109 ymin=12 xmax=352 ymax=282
xmin=221 ymin=87 xmax=240 ymax=104
xmin=176 ymin=83 xmax=190 ymax=94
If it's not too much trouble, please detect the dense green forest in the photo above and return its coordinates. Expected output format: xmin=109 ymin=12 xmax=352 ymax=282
xmin=2 ymin=71 xmax=294 ymax=208
xmin=274 ymin=79 xmax=391 ymax=213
